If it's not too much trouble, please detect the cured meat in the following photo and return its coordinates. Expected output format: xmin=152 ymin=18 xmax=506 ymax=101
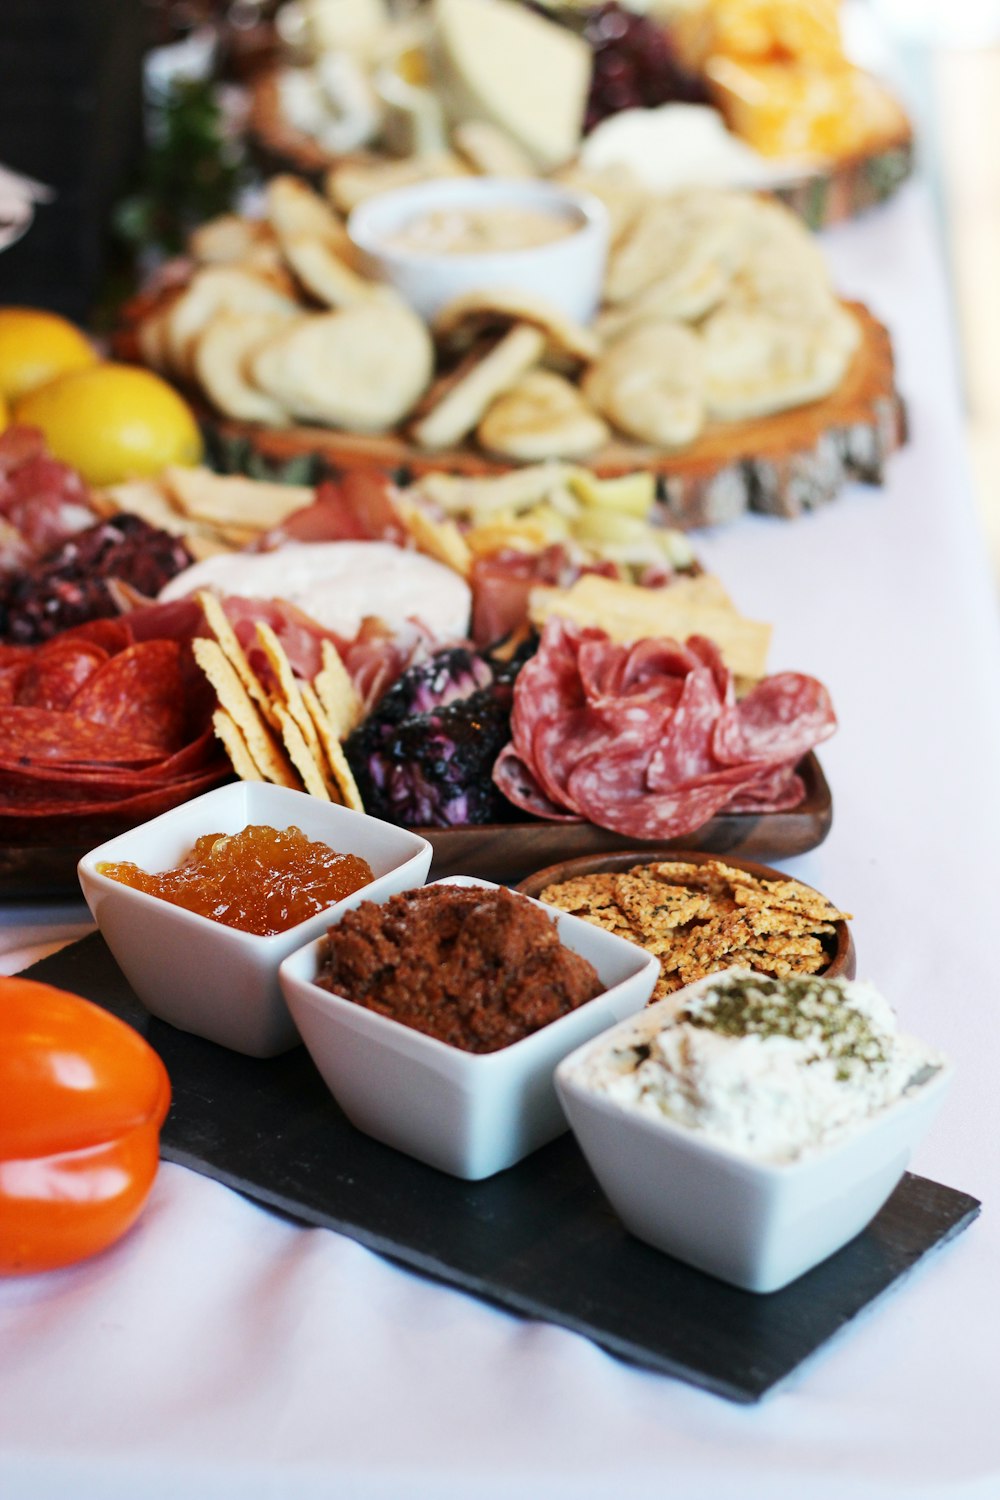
xmin=13 ymin=639 xmax=109 ymax=712
xmin=0 ymin=426 xmax=98 ymax=582
xmin=260 ymin=473 xmax=407 ymax=549
xmin=0 ymin=609 xmax=229 ymax=841
xmin=0 ymin=708 xmax=165 ymax=766
xmin=70 ymin=640 xmax=188 ymax=755
xmin=222 ymin=596 xmax=430 ymax=713
xmin=492 ymin=618 xmax=836 ymax=840
xmin=470 ymin=546 xmax=621 ymax=648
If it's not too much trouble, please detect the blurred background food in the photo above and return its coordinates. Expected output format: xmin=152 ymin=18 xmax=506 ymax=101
xmin=0 ymin=0 xmax=998 ymax=583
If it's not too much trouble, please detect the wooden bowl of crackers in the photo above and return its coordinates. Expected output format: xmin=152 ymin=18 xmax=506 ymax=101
xmin=516 ymin=849 xmax=854 ymax=1003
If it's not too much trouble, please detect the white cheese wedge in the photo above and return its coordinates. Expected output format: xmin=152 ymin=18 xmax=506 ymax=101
xmin=429 ymin=0 xmax=591 ymax=171
xmin=158 ymin=541 xmax=472 ymax=642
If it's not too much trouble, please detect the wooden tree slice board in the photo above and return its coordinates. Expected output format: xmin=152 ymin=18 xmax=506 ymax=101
xmin=248 ymin=64 xmax=913 ymax=229
xmin=207 ymin=302 xmax=905 ymax=531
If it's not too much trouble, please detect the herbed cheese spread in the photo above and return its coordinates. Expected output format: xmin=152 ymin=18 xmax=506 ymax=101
xmin=573 ymin=970 xmax=943 ymax=1164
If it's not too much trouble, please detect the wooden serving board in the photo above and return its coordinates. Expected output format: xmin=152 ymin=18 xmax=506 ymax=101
xmin=0 ymin=753 xmax=830 ymax=897
xmin=23 ymin=931 xmax=980 ymax=1404
xmin=247 ymin=67 xmax=914 ymax=232
xmin=208 ymin=303 xmax=905 ymax=530
xmin=417 ymin=751 xmax=831 ymax=882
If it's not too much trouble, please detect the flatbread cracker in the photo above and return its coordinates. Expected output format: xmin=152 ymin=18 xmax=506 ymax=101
xmin=164 ymin=468 xmax=313 ymax=531
xmin=192 ymin=636 xmax=298 ymax=787
xmin=301 ymin=682 xmax=365 ymax=812
xmin=412 ymin=323 xmax=546 ymax=450
xmin=315 ymin=640 xmax=363 ymax=738
xmin=253 ymin=622 xmax=325 ymax=763
xmin=196 ymin=591 xmax=276 ymax=725
xmin=394 ymin=499 xmax=472 ymax=578
xmin=272 ymin=700 xmax=331 ymax=801
xmin=211 ymin=708 xmax=263 ymax=781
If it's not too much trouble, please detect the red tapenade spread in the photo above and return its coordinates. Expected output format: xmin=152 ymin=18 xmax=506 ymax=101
xmin=316 ymin=884 xmax=603 ymax=1053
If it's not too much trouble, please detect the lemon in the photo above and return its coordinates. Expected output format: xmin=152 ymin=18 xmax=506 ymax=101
xmin=0 ymin=391 xmax=8 ymax=433
xmin=14 ymin=364 xmax=203 ymax=485
xmin=0 ymin=307 xmax=98 ymax=404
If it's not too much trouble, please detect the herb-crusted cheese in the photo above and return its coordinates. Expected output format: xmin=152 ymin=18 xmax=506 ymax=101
xmin=577 ymin=970 xmax=943 ymax=1163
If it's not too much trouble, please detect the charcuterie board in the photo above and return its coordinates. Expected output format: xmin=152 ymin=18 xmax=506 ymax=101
xmin=23 ymin=930 xmax=980 ymax=1403
xmin=0 ymin=751 xmax=830 ymax=897
xmin=206 ymin=304 xmax=904 ymax=529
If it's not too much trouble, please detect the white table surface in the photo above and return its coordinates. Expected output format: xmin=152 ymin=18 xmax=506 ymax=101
xmin=2 ymin=181 xmax=999 ymax=1500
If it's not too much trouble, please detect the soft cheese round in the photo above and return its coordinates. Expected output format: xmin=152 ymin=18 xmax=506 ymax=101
xmin=159 ymin=541 xmax=472 ymax=641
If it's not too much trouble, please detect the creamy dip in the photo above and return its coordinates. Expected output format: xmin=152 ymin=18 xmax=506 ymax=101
xmin=571 ymin=969 xmax=944 ymax=1164
xmin=384 ymin=204 xmax=579 ymax=256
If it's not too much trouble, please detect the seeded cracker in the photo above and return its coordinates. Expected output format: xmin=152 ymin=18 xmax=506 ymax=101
xmin=536 ymin=858 xmax=851 ymax=998
xmin=272 ymin=700 xmax=330 ymax=800
xmin=254 ymin=622 xmax=324 ymax=762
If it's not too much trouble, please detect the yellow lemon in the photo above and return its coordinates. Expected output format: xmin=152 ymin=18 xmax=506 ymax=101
xmin=0 ymin=307 xmax=99 ymax=404
xmin=14 ymin=364 xmax=203 ymax=485
xmin=0 ymin=391 xmax=8 ymax=433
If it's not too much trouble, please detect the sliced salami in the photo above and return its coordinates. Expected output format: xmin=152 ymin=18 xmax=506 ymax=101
xmin=492 ymin=616 xmax=837 ymax=841
xmin=491 ymin=743 xmax=581 ymax=822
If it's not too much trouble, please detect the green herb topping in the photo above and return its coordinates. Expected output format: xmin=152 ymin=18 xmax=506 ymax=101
xmin=680 ymin=973 xmax=887 ymax=1075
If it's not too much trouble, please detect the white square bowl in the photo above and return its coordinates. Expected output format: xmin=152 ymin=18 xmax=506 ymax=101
xmin=278 ymin=875 xmax=659 ymax=1180
xmin=78 ymin=782 xmax=432 ymax=1058
xmin=555 ymin=979 xmax=954 ymax=1293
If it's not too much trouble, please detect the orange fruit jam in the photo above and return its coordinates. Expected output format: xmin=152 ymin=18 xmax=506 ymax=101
xmin=98 ymin=824 xmax=374 ymax=936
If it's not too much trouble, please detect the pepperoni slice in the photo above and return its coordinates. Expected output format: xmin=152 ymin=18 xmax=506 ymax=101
xmin=70 ymin=640 xmax=188 ymax=754
xmin=14 ymin=640 xmax=108 ymax=712
xmin=0 ymin=707 xmax=164 ymax=766
xmin=59 ymin=618 xmax=135 ymax=654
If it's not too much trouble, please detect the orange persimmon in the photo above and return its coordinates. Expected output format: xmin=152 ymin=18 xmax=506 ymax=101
xmin=0 ymin=977 xmax=170 ymax=1274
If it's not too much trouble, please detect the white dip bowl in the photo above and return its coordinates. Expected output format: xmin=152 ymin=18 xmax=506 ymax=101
xmin=556 ymin=971 xmax=953 ymax=1293
xmin=348 ymin=177 xmax=609 ymax=323
xmin=279 ymin=874 xmax=658 ymax=1180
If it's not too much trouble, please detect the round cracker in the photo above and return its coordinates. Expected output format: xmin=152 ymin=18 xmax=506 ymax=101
xmin=478 ymin=369 xmax=609 ymax=461
xmin=251 ymin=302 xmax=435 ymax=431
xmin=583 ymin=323 xmax=706 ymax=449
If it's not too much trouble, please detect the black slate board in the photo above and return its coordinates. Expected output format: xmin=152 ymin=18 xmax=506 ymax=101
xmin=25 ymin=932 xmax=980 ymax=1404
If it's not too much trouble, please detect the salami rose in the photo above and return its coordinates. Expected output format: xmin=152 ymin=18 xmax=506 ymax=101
xmin=492 ymin=618 xmax=836 ymax=841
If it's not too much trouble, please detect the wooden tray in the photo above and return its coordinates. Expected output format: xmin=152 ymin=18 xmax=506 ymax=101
xmin=22 ymin=931 xmax=980 ymax=1403
xmin=208 ymin=303 xmax=905 ymax=529
xmin=0 ymin=752 xmax=830 ymax=897
xmin=417 ymin=750 xmax=831 ymax=883
xmin=248 ymin=65 xmax=914 ymax=231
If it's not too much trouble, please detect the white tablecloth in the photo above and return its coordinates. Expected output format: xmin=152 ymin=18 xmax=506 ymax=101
xmin=2 ymin=182 xmax=999 ymax=1500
